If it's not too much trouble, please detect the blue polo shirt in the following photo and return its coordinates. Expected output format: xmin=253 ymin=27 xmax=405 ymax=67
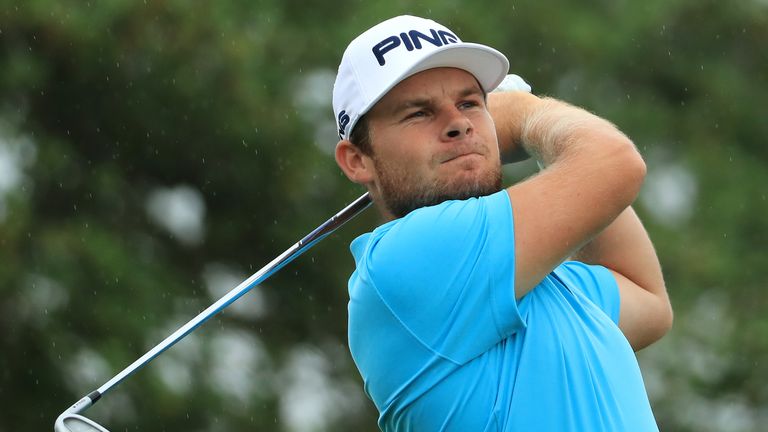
xmin=347 ymin=190 xmax=658 ymax=431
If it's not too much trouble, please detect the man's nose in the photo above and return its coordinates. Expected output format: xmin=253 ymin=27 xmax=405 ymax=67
xmin=443 ymin=110 xmax=473 ymax=140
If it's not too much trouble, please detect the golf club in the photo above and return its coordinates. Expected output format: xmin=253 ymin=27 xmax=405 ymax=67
xmin=54 ymin=192 xmax=372 ymax=432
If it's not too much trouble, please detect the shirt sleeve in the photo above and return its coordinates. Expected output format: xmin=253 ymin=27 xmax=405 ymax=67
xmin=363 ymin=190 xmax=524 ymax=364
xmin=553 ymin=261 xmax=621 ymax=324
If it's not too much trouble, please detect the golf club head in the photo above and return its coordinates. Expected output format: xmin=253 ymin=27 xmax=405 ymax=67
xmin=54 ymin=413 xmax=110 ymax=432
xmin=53 ymin=194 xmax=371 ymax=432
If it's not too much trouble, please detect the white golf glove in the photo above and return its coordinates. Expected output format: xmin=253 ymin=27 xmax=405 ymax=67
xmin=492 ymin=74 xmax=532 ymax=93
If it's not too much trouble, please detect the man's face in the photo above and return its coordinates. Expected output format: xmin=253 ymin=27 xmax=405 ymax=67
xmin=365 ymin=67 xmax=502 ymax=219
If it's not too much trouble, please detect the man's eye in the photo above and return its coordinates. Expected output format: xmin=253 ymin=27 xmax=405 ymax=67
xmin=459 ymin=100 xmax=480 ymax=109
xmin=405 ymin=110 xmax=426 ymax=119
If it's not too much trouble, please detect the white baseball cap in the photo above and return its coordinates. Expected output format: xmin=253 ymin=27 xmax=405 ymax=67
xmin=332 ymin=15 xmax=510 ymax=140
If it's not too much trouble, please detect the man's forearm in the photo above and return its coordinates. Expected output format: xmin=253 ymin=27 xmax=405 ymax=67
xmin=499 ymin=90 xmax=647 ymax=296
xmin=489 ymin=92 xmax=639 ymax=175
xmin=520 ymin=98 xmax=638 ymax=170
xmin=573 ymin=206 xmax=667 ymax=300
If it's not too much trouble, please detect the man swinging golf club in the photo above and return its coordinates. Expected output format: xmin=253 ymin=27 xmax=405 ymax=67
xmin=333 ymin=15 xmax=672 ymax=431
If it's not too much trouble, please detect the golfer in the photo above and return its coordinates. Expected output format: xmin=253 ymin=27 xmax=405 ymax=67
xmin=332 ymin=15 xmax=672 ymax=431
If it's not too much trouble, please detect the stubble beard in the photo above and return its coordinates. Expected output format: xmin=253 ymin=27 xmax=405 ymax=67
xmin=373 ymin=157 xmax=503 ymax=219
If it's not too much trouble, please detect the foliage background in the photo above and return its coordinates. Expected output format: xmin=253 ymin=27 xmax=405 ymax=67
xmin=1 ymin=1 xmax=766 ymax=431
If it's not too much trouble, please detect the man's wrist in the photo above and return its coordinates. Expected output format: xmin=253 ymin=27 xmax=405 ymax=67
xmin=489 ymin=91 xmax=542 ymax=164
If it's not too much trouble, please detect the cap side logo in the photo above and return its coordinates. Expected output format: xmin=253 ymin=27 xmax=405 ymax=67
xmin=337 ymin=110 xmax=350 ymax=139
xmin=372 ymin=28 xmax=459 ymax=66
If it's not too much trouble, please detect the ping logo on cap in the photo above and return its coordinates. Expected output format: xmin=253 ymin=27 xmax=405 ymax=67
xmin=372 ymin=28 xmax=460 ymax=66
xmin=337 ymin=110 xmax=351 ymax=139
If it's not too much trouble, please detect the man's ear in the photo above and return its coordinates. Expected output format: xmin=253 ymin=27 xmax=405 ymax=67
xmin=335 ymin=139 xmax=375 ymax=185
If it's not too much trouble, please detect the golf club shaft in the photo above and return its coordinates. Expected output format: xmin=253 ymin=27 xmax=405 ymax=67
xmin=68 ymin=192 xmax=371 ymax=415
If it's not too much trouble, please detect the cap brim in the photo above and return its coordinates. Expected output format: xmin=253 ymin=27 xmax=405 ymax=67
xmin=357 ymin=42 xmax=510 ymax=120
